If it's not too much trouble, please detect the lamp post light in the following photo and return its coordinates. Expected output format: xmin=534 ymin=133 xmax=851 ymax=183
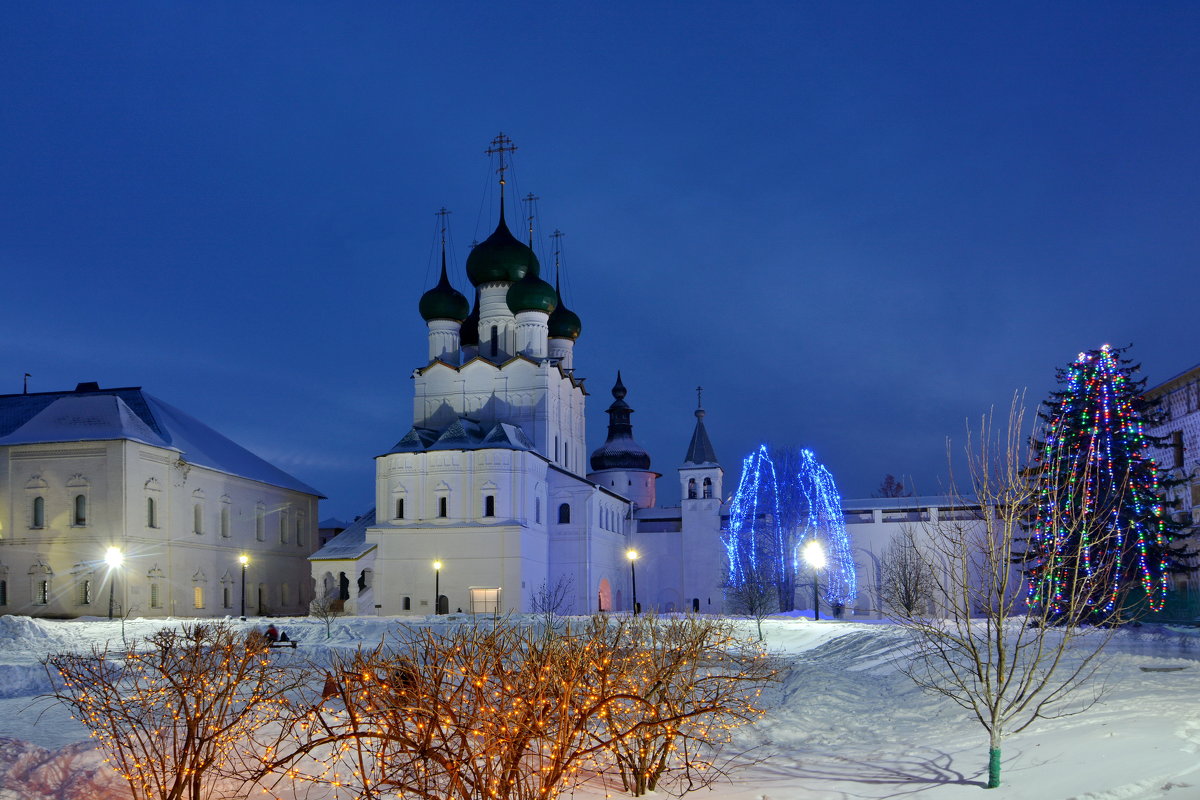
xmin=433 ymin=560 xmax=443 ymax=615
xmin=105 ymin=546 xmax=123 ymax=621
xmin=238 ymin=555 xmax=249 ymax=618
xmin=626 ymin=549 xmax=639 ymax=615
xmin=802 ymin=539 xmax=827 ymax=622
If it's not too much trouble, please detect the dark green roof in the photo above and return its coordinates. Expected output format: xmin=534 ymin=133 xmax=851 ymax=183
xmin=419 ymin=258 xmax=470 ymax=322
xmin=548 ymin=279 xmax=582 ymax=339
xmin=465 ymin=214 xmax=540 ymax=286
xmin=506 ymin=270 xmax=557 ymax=314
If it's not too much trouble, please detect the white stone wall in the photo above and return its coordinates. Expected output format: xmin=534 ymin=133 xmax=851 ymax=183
xmin=0 ymin=440 xmax=319 ymax=618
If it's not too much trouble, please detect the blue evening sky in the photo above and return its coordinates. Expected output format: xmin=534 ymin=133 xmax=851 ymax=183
xmin=2 ymin=3 xmax=1197 ymax=518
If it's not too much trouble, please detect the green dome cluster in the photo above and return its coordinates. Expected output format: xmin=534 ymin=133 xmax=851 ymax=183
xmin=466 ymin=216 xmax=540 ymax=285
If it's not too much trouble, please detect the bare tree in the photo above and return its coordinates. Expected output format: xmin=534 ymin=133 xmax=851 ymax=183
xmin=892 ymin=397 xmax=1120 ymax=789
xmin=309 ymin=594 xmax=337 ymax=639
xmin=874 ymin=473 xmax=913 ymax=498
xmin=879 ymin=526 xmax=935 ymax=617
xmin=44 ymin=622 xmax=305 ymax=800
xmin=724 ymin=576 xmax=776 ymax=641
xmin=530 ymin=575 xmax=575 ymax=634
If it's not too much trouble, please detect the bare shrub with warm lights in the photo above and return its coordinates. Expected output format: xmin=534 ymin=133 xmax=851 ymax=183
xmin=595 ymin=614 xmax=776 ymax=797
xmin=278 ymin=616 xmax=774 ymax=800
xmin=44 ymin=622 xmax=306 ymax=800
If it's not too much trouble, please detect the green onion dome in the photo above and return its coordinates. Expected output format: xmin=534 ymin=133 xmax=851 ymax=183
xmin=547 ymin=279 xmax=582 ymax=340
xmin=506 ymin=269 xmax=558 ymax=314
xmin=418 ymin=259 xmax=470 ymax=322
xmin=460 ymin=289 xmax=481 ymax=346
xmin=465 ymin=214 xmax=540 ymax=286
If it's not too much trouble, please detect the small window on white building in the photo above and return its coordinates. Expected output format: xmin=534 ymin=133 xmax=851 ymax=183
xmin=296 ymin=516 xmax=304 ymax=547
xmin=469 ymin=587 xmax=501 ymax=614
xmin=395 ymin=497 xmax=405 ymax=520
xmin=79 ymin=578 xmax=93 ymax=606
xmin=439 ymin=497 xmax=448 ymax=518
xmin=281 ymin=583 xmax=291 ymax=607
xmin=31 ymin=496 xmax=45 ymax=529
xmin=193 ymin=503 xmax=204 ymax=535
xmin=193 ymin=586 xmax=204 ymax=609
xmin=255 ymin=504 xmax=265 ymax=541
xmin=147 ymin=497 xmax=158 ymax=528
xmin=484 ymin=495 xmax=495 ymax=517
xmin=36 ymin=579 xmax=49 ymax=605
xmin=535 ymin=498 xmax=541 ymax=524
xmin=687 ymin=478 xmax=697 ymax=499
xmin=558 ymin=503 xmax=570 ymax=524
xmin=221 ymin=504 xmax=231 ymax=538
xmin=703 ymin=477 xmax=713 ymax=499
xmin=223 ymin=584 xmax=232 ymax=609
xmin=279 ymin=510 xmax=288 ymax=544
xmin=0 ymin=580 xmax=7 ymax=606
xmin=73 ymin=494 xmax=87 ymax=526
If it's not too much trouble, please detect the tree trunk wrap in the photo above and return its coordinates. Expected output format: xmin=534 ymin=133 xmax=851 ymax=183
xmin=988 ymin=747 xmax=1001 ymax=788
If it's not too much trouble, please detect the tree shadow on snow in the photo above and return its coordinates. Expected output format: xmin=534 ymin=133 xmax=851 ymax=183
xmin=753 ymin=748 xmax=987 ymax=797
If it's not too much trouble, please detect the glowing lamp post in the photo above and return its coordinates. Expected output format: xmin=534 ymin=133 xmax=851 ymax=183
xmin=626 ymin=549 xmax=639 ymax=615
xmin=433 ymin=560 xmax=443 ymax=615
xmin=803 ymin=539 xmax=826 ymax=622
xmin=105 ymin=546 xmax=123 ymax=620
xmin=238 ymin=555 xmax=249 ymax=618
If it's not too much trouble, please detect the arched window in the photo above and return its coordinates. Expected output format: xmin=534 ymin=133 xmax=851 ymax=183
xmin=147 ymin=497 xmax=157 ymax=528
xmin=535 ymin=498 xmax=541 ymax=524
xmin=0 ymin=580 xmax=7 ymax=606
xmin=150 ymin=582 xmax=161 ymax=609
xmin=703 ymin=477 xmax=713 ymax=499
xmin=255 ymin=504 xmax=265 ymax=541
xmin=193 ymin=586 xmax=205 ymax=609
xmin=403 ymin=596 xmax=411 ymax=611
xmin=296 ymin=517 xmax=304 ymax=546
xmin=222 ymin=584 xmax=232 ymax=609
xmin=73 ymin=494 xmax=87 ymax=526
xmin=193 ymin=503 xmax=203 ymax=535
xmin=490 ymin=325 xmax=499 ymax=357
xmin=32 ymin=496 xmax=45 ymax=529
xmin=79 ymin=579 xmax=92 ymax=606
xmin=687 ymin=478 xmax=697 ymax=499
xmin=395 ymin=497 xmax=405 ymax=519
xmin=484 ymin=495 xmax=495 ymax=517
xmin=220 ymin=505 xmax=231 ymax=538
xmin=558 ymin=503 xmax=571 ymax=524
xmin=438 ymin=497 xmax=448 ymax=518
xmin=36 ymin=579 xmax=49 ymax=605
xmin=279 ymin=511 xmax=288 ymax=544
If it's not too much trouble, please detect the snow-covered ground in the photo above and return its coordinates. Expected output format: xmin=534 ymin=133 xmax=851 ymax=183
xmin=1 ymin=613 xmax=1198 ymax=800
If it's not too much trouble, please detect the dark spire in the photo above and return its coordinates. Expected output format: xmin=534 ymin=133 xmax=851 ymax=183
xmin=683 ymin=386 xmax=718 ymax=465
xmin=590 ymin=372 xmax=651 ymax=471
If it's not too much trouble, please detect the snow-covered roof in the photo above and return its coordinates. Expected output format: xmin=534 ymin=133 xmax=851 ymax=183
xmin=309 ymin=508 xmax=376 ymax=561
xmin=385 ymin=417 xmax=536 ymax=456
xmin=0 ymin=385 xmax=323 ymax=497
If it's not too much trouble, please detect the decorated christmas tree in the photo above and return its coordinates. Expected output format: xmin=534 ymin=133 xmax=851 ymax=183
xmin=1025 ymin=345 xmax=1189 ymax=619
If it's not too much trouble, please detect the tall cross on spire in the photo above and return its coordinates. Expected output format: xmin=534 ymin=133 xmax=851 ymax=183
xmin=485 ymin=133 xmax=518 ymax=217
xmin=550 ymin=229 xmax=564 ymax=279
xmin=435 ymin=206 xmax=451 ymax=245
xmin=522 ymin=192 xmax=539 ymax=247
xmin=696 ymin=385 xmax=704 ymax=409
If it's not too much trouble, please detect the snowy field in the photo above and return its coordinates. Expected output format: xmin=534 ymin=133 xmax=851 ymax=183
xmin=1 ymin=613 xmax=1198 ymax=800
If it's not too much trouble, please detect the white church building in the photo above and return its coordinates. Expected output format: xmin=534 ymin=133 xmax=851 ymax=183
xmin=310 ymin=146 xmax=728 ymax=617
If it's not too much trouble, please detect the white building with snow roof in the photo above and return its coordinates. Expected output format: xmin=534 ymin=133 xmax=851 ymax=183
xmin=0 ymin=382 xmax=322 ymax=618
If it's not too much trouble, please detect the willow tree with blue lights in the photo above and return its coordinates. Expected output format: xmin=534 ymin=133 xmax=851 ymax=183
xmin=1025 ymin=345 xmax=1190 ymax=620
xmin=724 ymin=445 xmax=856 ymax=613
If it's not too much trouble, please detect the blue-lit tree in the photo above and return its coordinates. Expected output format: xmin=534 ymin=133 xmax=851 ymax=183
xmin=724 ymin=445 xmax=856 ymax=612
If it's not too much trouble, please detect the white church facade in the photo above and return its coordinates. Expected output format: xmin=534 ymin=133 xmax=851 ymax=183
xmin=310 ymin=145 xmax=728 ymax=617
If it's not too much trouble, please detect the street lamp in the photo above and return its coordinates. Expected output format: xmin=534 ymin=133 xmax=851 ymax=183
xmin=105 ymin=547 xmax=123 ymax=620
xmin=433 ymin=560 xmax=443 ymax=615
xmin=238 ymin=555 xmax=249 ymax=618
xmin=802 ymin=539 xmax=826 ymax=622
xmin=626 ymin=549 xmax=639 ymax=615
